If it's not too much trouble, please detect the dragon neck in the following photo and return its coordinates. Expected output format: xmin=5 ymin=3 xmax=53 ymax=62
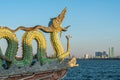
xmin=50 ymin=31 xmax=64 ymax=57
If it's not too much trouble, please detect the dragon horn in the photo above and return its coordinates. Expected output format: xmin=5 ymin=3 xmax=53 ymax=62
xmin=57 ymin=8 xmax=67 ymax=23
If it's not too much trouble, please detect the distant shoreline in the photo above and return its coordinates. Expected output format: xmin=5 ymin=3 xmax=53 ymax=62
xmin=77 ymin=58 xmax=120 ymax=60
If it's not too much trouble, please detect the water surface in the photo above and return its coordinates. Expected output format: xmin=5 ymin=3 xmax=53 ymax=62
xmin=63 ymin=59 xmax=120 ymax=80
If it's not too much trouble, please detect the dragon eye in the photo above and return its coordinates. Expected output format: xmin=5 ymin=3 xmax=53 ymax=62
xmin=56 ymin=20 xmax=59 ymax=23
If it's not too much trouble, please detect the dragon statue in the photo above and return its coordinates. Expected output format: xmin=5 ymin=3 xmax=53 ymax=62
xmin=0 ymin=8 xmax=78 ymax=80
xmin=0 ymin=8 xmax=78 ymax=67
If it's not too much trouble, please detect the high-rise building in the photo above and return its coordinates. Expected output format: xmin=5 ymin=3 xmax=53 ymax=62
xmin=109 ymin=47 xmax=114 ymax=58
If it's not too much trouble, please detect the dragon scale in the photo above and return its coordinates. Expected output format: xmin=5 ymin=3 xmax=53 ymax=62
xmin=0 ymin=28 xmax=55 ymax=67
xmin=50 ymin=31 xmax=70 ymax=62
xmin=21 ymin=30 xmax=53 ymax=65
xmin=0 ymin=27 xmax=18 ymax=67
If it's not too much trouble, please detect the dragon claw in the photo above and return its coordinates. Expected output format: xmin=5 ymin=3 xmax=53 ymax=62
xmin=66 ymin=35 xmax=72 ymax=39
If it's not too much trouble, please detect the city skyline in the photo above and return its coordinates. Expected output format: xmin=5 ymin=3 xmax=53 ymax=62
xmin=79 ymin=47 xmax=116 ymax=59
xmin=0 ymin=0 xmax=120 ymax=57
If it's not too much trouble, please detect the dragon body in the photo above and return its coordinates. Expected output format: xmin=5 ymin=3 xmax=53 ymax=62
xmin=0 ymin=8 xmax=71 ymax=67
xmin=50 ymin=30 xmax=71 ymax=62
xmin=15 ymin=30 xmax=53 ymax=66
xmin=0 ymin=27 xmax=18 ymax=67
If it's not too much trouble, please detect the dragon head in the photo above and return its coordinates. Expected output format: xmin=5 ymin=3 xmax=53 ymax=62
xmin=48 ymin=8 xmax=70 ymax=35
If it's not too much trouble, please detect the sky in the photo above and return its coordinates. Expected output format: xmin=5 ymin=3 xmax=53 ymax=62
xmin=0 ymin=0 xmax=120 ymax=57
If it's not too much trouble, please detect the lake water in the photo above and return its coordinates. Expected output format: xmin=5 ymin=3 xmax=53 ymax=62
xmin=63 ymin=59 xmax=120 ymax=80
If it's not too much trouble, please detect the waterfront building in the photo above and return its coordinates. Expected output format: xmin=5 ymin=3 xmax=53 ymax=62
xmin=84 ymin=54 xmax=89 ymax=59
xmin=95 ymin=51 xmax=108 ymax=58
xmin=109 ymin=47 xmax=114 ymax=58
xmin=95 ymin=52 xmax=102 ymax=58
xmin=102 ymin=51 xmax=108 ymax=58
